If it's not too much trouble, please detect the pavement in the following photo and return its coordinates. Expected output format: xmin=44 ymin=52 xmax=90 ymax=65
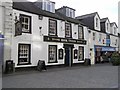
xmin=2 ymin=63 xmax=119 ymax=88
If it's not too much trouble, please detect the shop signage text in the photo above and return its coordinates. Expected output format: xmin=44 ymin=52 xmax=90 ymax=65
xmin=44 ymin=36 xmax=87 ymax=45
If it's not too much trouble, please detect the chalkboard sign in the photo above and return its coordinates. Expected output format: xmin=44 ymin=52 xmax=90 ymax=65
xmin=58 ymin=49 xmax=63 ymax=59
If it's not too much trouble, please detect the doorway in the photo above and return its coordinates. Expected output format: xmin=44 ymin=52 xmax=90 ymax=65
xmin=64 ymin=44 xmax=74 ymax=67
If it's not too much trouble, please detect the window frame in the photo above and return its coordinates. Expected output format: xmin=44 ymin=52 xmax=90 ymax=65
xmin=78 ymin=26 xmax=84 ymax=39
xmin=20 ymin=14 xmax=32 ymax=34
xmin=93 ymin=32 xmax=96 ymax=40
xmin=106 ymin=23 xmax=109 ymax=31
xmin=78 ymin=46 xmax=84 ymax=61
xmin=65 ymin=23 xmax=72 ymax=38
xmin=99 ymin=33 xmax=102 ymax=42
xmin=18 ymin=44 xmax=31 ymax=65
xmin=49 ymin=19 xmax=57 ymax=36
xmin=48 ymin=45 xmax=58 ymax=63
xmin=114 ymin=27 xmax=117 ymax=35
xmin=96 ymin=18 xmax=98 ymax=28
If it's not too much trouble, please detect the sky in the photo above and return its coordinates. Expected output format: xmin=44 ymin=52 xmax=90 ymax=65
xmin=28 ymin=0 xmax=119 ymax=25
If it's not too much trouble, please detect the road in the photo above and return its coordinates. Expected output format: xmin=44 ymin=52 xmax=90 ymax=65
xmin=2 ymin=63 xmax=118 ymax=88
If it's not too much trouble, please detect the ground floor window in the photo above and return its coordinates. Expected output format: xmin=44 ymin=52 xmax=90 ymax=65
xmin=18 ymin=44 xmax=31 ymax=65
xmin=48 ymin=45 xmax=57 ymax=63
xmin=78 ymin=46 xmax=84 ymax=61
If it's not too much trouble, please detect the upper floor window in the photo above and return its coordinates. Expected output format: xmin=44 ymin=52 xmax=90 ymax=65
xmin=78 ymin=26 xmax=84 ymax=39
xmin=99 ymin=34 xmax=102 ymax=42
xmin=96 ymin=18 xmax=98 ymax=27
xmin=65 ymin=23 xmax=72 ymax=38
xmin=43 ymin=1 xmax=55 ymax=13
xmin=115 ymin=39 xmax=117 ymax=45
xmin=66 ymin=8 xmax=75 ymax=18
xmin=49 ymin=19 xmax=57 ymax=36
xmin=106 ymin=35 xmax=110 ymax=39
xmin=93 ymin=32 xmax=96 ymax=40
xmin=20 ymin=14 xmax=31 ymax=33
xmin=114 ymin=27 xmax=117 ymax=35
xmin=107 ymin=23 xmax=109 ymax=31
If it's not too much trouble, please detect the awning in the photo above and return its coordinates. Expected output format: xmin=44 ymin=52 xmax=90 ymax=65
xmin=95 ymin=46 xmax=116 ymax=52
xmin=101 ymin=47 xmax=116 ymax=51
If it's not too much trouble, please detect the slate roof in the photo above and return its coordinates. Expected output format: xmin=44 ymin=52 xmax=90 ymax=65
xmin=56 ymin=11 xmax=85 ymax=25
xmin=76 ymin=12 xmax=98 ymax=20
xmin=13 ymin=1 xmax=85 ymax=25
xmin=110 ymin=22 xmax=118 ymax=28
xmin=100 ymin=17 xmax=108 ymax=23
xmin=76 ymin=12 xmax=99 ymax=30
xmin=57 ymin=6 xmax=76 ymax=11
xmin=13 ymin=1 xmax=64 ymax=21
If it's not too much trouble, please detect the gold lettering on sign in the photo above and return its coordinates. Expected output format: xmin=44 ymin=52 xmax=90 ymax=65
xmin=68 ymin=40 xmax=76 ymax=43
xmin=77 ymin=40 xmax=82 ymax=43
xmin=61 ymin=39 xmax=67 ymax=42
xmin=52 ymin=38 xmax=60 ymax=41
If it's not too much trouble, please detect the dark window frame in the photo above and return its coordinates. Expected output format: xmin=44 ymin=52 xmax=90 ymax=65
xmin=93 ymin=32 xmax=96 ymax=40
xmin=49 ymin=19 xmax=57 ymax=36
xmin=65 ymin=23 xmax=72 ymax=38
xmin=78 ymin=46 xmax=84 ymax=61
xmin=18 ymin=44 xmax=31 ymax=65
xmin=74 ymin=49 xmax=78 ymax=59
xmin=78 ymin=26 xmax=84 ymax=39
xmin=20 ymin=14 xmax=32 ymax=34
xmin=48 ymin=45 xmax=58 ymax=63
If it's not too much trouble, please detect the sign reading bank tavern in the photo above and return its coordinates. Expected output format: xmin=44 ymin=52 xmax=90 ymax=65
xmin=44 ymin=36 xmax=87 ymax=45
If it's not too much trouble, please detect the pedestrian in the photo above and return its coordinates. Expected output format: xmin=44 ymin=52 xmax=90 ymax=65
xmin=108 ymin=55 xmax=111 ymax=63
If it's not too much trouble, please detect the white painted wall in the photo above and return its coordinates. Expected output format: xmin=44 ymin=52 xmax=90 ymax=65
xmin=11 ymin=9 xmax=89 ymax=67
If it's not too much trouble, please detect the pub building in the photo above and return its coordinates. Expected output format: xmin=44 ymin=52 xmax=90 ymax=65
xmin=1 ymin=0 xmax=89 ymax=70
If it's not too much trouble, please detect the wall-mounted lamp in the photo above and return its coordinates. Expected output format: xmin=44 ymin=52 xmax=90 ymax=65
xmin=74 ymin=32 xmax=77 ymax=35
xmin=39 ymin=27 xmax=43 ymax=36
xmin=39 ymin=15 xmax=43 ymax=20
xmin=39 ymin=27 xmax=42 ymax=29
xmin=88 ymin=30 xmax=91 ymax=33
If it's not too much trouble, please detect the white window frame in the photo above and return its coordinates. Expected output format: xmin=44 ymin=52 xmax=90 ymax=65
xmin=96 ymin=18 xmax=98 ymax=27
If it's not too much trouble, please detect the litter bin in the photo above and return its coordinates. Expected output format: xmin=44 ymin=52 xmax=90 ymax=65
xmin=5 ymin=60 xmax=15 ymax=74
xmin=84 ymin=58 xmax=91 ymax=66
xmin=37 ymin=60 xmax=46 ymax=71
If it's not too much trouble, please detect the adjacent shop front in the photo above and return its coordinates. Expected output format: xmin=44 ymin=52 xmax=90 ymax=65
xmin=95 ymin=45 xmax=116 ymax=63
